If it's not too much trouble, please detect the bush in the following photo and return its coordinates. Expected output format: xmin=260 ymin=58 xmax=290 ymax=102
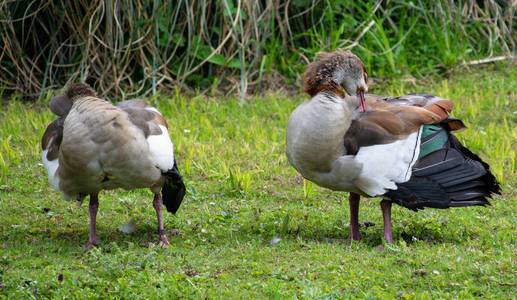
xmin=0 ymin=0 xmax=515 ymax=100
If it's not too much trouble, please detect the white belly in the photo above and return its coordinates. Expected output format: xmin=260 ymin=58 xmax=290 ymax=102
xmin=297 ymin=127 xmax=422 ymax=197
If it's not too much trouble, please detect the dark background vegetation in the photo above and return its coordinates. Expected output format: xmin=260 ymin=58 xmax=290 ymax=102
xmin=0 ymin=0 xmax=515 ymax=100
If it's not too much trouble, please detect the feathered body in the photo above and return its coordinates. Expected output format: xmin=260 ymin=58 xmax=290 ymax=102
xmin=58 ymin=96 xmax=162 ymax=197
xmin=287 ymin=92 xmax=499 ymax=207
xmin=286 ymin=50 xmax=500 ymax=244
xmin=41 ymin=83 xmax=185 ymax=247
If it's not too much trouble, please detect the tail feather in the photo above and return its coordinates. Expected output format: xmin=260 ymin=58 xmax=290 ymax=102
xmin=445 ymin=180 xmax=485 ymax=193
xmin=448 ymin=188 xmax=490 ymax=201
xmin=450 ymin=198 xmax=489 ymax=207
xmin=449 ymin=135 xmax=501 ymax=194
xmin=161 ymin=161 xmax=186 ymax=214
xmin=386 ymin=124 xmax=500 ymax=211
xmin=430 ymin=159 xmax=485 ymax=188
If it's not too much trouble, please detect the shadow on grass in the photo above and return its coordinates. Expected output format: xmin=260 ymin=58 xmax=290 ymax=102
xmin=230 ymin=215 xmax=474 ymax=249
xmin=3 ymin=207 xmax=480 ymax=253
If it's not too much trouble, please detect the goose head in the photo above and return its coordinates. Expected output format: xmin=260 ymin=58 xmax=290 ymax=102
xmin=303 ymin=50 xmax=368 ymax=112
xmin=65 ymin=83 xmax=97 ymax=100
xmin=49 ymin=83 xmax=97 ymax=117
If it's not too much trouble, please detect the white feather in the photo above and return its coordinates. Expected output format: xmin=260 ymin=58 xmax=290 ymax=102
xmin=354 ymin=126 xmax=422 ymax=196
xmin=145 ymin=106 xmax=162 ymax=115
xmin=147 ymin=125 xmax=174 ymax=172
xmin=41 ymin=149 xmax=60 ymax=191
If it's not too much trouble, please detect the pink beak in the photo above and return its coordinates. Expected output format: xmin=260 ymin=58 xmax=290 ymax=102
xmin=357 ymin=89 xmax=366 ymax=112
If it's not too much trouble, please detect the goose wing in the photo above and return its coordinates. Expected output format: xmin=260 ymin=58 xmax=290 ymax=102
xmin=116 ymin=99 xmax=185 ymax=213
xmin=344 ymin=93 xmax=465 ymax=155
xmin=115 ymin=99 xmax=174 ymax=172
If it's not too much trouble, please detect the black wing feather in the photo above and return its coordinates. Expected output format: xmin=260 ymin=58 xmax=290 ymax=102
xmin=161 ymin=161 xmax=186 ymax=214
xmin=386 ymin=124 xmax=500 ymax=211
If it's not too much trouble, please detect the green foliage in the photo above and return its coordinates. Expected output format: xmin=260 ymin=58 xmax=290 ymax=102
xmin=0 ymin=0 xmax=515 ymax=99
xmin=303 ymin=179 xmax=314 ymax=200
xmin=228 ymin=167 xmax=252 ymax=195
xmin=0 ymin=66 xmax=516 ymax=298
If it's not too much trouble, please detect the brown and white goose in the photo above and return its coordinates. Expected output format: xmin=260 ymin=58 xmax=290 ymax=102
xmin=41 ymin=83 xmax=186 ymax=248
xmin=286 ymin=50 xmax=500 ymax=246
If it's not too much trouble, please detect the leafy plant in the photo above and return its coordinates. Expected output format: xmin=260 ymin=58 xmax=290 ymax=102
xmin=228 ymin=166 xmax=251 ymax=194
xmin=302 ymin=179 xmax=313 ymax=200
xmin=0 ymin=0 xmax=514 ymax=99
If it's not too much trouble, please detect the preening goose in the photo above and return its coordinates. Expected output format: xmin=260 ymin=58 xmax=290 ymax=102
xmin=41 ymin=83 xmax=186 ymax=248
xmin=286 ymin=50 xmax=500 ymax=246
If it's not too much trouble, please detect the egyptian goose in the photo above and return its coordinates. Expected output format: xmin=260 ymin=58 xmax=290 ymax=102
xmin=286 ymin=50 xmax=500 ymax=246
xmin=41 ymin=83 xmax=186 ymax=248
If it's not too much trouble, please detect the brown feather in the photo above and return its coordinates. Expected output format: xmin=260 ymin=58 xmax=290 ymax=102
xmin=361 ymin=62 xmax=368 ymax=85
xmin=154 ymin=113 xmax=168 ymax=129
xmin=303 ymin=50 xmax=364 ymax=97
xmin=49 ymin=94 xmax=73 ymax=117
xmin=442 ymin=117 xmax=467 ymax=132
xmin=344 ymin=119 xmax=399 ymax=155
xmin=115 ymin=99 xmax=148 ymax=109
xmin=367 ymin=94 xmax=451 ymax=126
xmin=66 ymin=83 xmax=96 ymax=100
xmin=42 ymin=83 xmax=96 ymax=162
xmin=357 ymin=110 xmax=406 ymax=134
xmin=430 ymin=99 xmax=453 ymax=112
xmin=115 ymin=100 xmax=169 ymax=137
xmin=423 ymin=103 xmax=450 ymax=120
xmin=344 ymin=94 xmax=454 ymax=152
xmin=41 ymin=118 xmax=64 ymax=160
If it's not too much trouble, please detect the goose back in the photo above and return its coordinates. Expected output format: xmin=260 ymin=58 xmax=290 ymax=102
xmin=57 ymin=96 xmax=162 ymax=199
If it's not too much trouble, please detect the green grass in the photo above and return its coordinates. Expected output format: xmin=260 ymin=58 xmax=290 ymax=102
xmin=0 ymin=65 xmax=516 ymax=298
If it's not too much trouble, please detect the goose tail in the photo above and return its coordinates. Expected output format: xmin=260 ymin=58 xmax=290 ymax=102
xmin=161 ymin=161 xmax=186 ymax=214
xmin=386 ymin=124 xmax=501 ymax=211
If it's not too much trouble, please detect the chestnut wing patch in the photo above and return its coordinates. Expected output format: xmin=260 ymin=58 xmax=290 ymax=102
xmin=344 ymin=93 xmax=459 ymax=155
xmin=372 ymin=93 xmax=465 ymax=131
xmin=344 ymin=109 xmax=424 ymax=155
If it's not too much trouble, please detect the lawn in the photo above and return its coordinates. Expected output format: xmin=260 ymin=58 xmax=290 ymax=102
xmin=0 ymin=65 xmax=516 ymax=298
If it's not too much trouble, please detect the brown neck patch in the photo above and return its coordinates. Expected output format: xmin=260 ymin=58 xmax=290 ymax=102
xmin=361 ymin=63 xmax=368 ymax=85
xmin=302 ymin=54 xmax=341 ymax=97
xmin=303 ymin=50 xmax=365 ymax=98
xmin=66 ymin=83 xmax=97 ymax=101
xmin=317 ymin=83 xmax=345 ymax=98
xmin=153 ymin=113 xmax=168 ymax=129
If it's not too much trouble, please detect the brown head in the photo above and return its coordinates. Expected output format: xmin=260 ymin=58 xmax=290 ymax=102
xmin=49 ymin=83 xmax=97 ymax=117
xmin=303 ymin=50 xmax=368 ymax=112
xmin=66 ymin=83 xmax=97 ymax=101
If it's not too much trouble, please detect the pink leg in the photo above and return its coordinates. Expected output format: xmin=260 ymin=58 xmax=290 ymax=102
xmin=348 ymin=193 xmax=362 ymax=241
xmin=153 ymin=194 xmax=170 ymax=246
xmin=380 ymin=199 xmax=393 ymax=244
xmin=85 ymin=193 xmax=99 ymax=248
